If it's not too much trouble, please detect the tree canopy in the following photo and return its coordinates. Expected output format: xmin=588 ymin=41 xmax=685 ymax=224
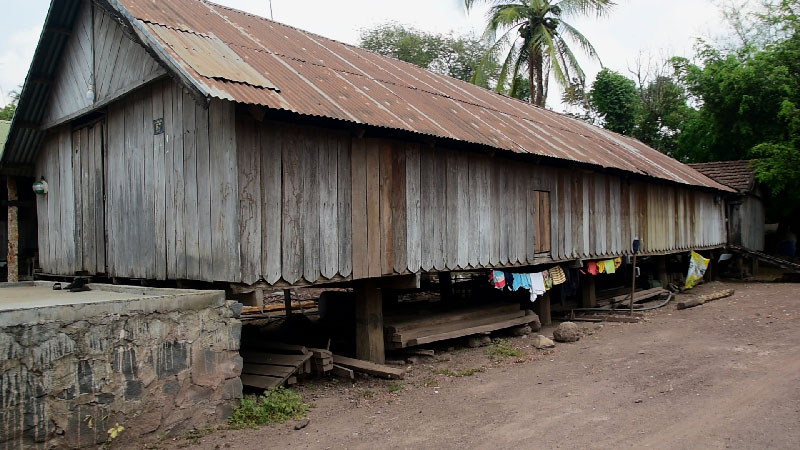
xmin=359 ymin=23 xmax=496 ymax=85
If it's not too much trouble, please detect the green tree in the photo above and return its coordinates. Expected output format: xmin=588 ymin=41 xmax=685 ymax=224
xmin=0 ymin=89 xmax=19 ymax=121
xmin=464 ymin=0 xmax=614 ymax=106
xmin=359 ymin=23 xmax=496 ymax=84
xmin=589 ymin=68 xmax=638 ymax=134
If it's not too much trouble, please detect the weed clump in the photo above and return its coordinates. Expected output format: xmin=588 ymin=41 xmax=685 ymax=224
xmin=484 ymin=339 xmax=522 ymax=358
xmin=228 ymin=388 xmax=308 ymax=429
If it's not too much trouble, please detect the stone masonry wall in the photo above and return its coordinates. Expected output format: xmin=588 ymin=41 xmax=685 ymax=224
xmin=0 ymin=283 xmax=243 ymax=449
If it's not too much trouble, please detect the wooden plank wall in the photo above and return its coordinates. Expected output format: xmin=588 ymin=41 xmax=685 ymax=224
xmin=43 ymin=0 xmax=93 ymax=124
xmin=43 ymin=0 xmax=166 ymax=126
xmin=93 ymin=6 xmax=165 ymax=104
xmin=739 ymin=195 xmax=765 ymax=251
xmin=34 ymin=89 xmax=727 ymax=282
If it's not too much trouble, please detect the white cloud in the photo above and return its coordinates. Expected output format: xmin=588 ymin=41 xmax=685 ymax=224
xmin=0 ymin=24 xmax=41 ymax=106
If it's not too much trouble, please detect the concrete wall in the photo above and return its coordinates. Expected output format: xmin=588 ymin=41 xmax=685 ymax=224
xmin=0 ymin=282 xmax=243 ymax=449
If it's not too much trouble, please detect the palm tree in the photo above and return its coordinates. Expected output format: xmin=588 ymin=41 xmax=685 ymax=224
xmin=465 ymin=0 xmax=614 ymax=106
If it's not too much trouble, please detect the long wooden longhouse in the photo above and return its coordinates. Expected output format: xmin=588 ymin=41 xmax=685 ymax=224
xmin=1 ymin=0 xmax=733 ymax=361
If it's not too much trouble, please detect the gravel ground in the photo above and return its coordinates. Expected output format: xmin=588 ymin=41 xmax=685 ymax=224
xmin=152 ymin=280 xmax=800 ymax=450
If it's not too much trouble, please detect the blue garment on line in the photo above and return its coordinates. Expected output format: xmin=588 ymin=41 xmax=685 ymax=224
xmin=510 ymin=273 xmax=531 ymax=291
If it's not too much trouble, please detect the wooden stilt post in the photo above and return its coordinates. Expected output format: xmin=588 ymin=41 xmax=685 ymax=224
xmin=354 ymin=279 xmax=385 ymax=363
xmin=751 ymin=256 xmax=759 ymax=277
xmin=283 ymin=289 xmax=293 ymax=315
xmin=630 ymin=254 xmax=638 ymax=315
xmin=581 ymin=275 xmax=596 ymax=308
xmin=535 ymin=291 xmax=552 ymax=326
xmin=7 ymin=177 xmax=18 ymax=283
xmin=656 ymin=255 xmax=668 ymax=287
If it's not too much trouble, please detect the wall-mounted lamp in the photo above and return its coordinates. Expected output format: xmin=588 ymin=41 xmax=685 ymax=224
xmin=32 ymin=178 xmax=48 ymax=195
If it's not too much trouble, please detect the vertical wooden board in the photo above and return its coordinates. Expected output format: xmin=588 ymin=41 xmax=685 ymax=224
xmin=444 ymin=150 xmax=458 ymax=270
xmin=558 ymin=172 xmax=568 ymax=260
xmin=405 ymin=143 xmax=421 ymax=272
xmin=281 ymin=128 xmax=303 ymax=283
xmin=391 ymin=143 xmax=407 ymax=274
xmin=337 ymin=134 xmax=353 ymax=277
xmin=478 ymin=157 xmax=490 ymax=266
xmin=488 ymin=159 xmax=500 ymax=265
xmin=431 ymin=149 xmax=447 ymax=271
xmin=562 ymin=171 xmax=573 ymax=258
xmin=141 ymin=91 xmax=156 ymax=278
xmin=467 ymin=153 xmax=480 ymax=267
xmin=152 ymin=83 xmax=167 ymax=278
xmin=72 ymin=129 xmax=84 ymax=271
xmin=172 ymin=86 xmax=186 ymax=279
xmin=350 ymin=137 xmax=368 ymax=279
xmin=419 ymin=147 xmax=434 ymax=271
xmin=532 ymin=191 xmax=540 ymax=253
xmin=379 ymin=140 xmax=394 ymax=275
xmin=540 ymin=191 xmax=551 ymax=253
xmin=365 ymin=138 xmax=382 ymax=277
xmin=60 ymin=128 xmax=77 ymax=274
xmin=95 ymin=122 xmax=106 ymax=273
xmin=236 ymin=114 xmax=262 ymax=284
xmin=85 ymin=126 xmax=97 ymax=273
xmin=132 ymin=91 xmax=147 ymax=278
xmin=620 ymin=180 xmax=631 ymax=254
xmin=548 ymin=171 xmax=559 ymax=259
xmin=182 ymin=92 xmax=200 ymax=279
xmin=497 ymin=160 xmax=508 ymax=264
xmin=105 ymin=106 xmax=121 ymax=275
xmin=48 ymin=134 xmax=59 ymax=272
xmin=195 ymin=102 xmax=213 ymax=281
xmin=261 ymin=124 xmax=282 ymax=284
xmin=302 ymin=133 xmax=321 ymax=282
xmin=35 ymin=146 xmax=50 ymax=272
xmin=209 ymin=99 xmax=242 ymax=282
xmin=582 ymin=176 xmax=590 ymax=257
xmin=163 ymin=83 xmax=176 ymax=278
xmin=515 ymin=163 xmax=527 ymax=264
xmin=572 ymin=174 xmax=583 ymax=258
xmin=319 ymin=133 xmax=339 ymax=279
xmin=604 ymin=177 xmax=612 ymax=255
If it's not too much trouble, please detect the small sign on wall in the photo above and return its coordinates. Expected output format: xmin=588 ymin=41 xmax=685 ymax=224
xmin=153 ymin=118 xmax=164 ymax=135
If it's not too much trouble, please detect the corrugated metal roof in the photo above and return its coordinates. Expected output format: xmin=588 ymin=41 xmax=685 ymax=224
xmin=688 ymin=160 xmax=756 ymax=193
xmin=1 ymin=0 xmax=733 ymax=193
xmin=118 ymin=0 xmax=728 ymax=191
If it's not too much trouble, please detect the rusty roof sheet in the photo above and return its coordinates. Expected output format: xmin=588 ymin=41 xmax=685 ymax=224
xmin=116 ymin=0 xmax=731 ymax=191
xmin=688 ymin=160 xmax=756 ymax=193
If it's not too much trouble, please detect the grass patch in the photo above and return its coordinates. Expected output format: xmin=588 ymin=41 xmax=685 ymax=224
xmin=422 ymin=377 xmax=438 ymax=387
xmin=485 ymin=339 xmax=523 ymax=358
xmin=432 ymin=367 xmax=483 ymax=377
xmin=361 ymin=389 xmax=375 ymax=399
xmin=227 ymin=388 xmax=308 ymax=430
xmin=387 ymin=382 xmax=403 ymax=392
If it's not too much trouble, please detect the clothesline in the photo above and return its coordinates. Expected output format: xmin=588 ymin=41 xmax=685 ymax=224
xmin=490 ymin=265 xmax=568 ymax=303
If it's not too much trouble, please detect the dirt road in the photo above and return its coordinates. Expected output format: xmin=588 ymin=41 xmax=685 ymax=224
xmin=164 ymin=281 xmax=800 ymax=449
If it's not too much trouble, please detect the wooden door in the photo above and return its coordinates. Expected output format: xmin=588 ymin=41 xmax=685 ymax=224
xmin=532 ymin=190 xmax=551 ymax=253
xmin=72 ymin=120 xmax=107 ymax=274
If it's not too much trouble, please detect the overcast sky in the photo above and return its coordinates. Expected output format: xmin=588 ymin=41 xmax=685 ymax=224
xmin=0 ymin=0 xmax=728 ymax=111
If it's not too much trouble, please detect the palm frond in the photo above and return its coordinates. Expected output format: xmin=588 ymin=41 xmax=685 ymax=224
xmin=538 ymin=25 xmax=569 ymax=88
xmin=558 ymin=20 xmax=602 ymax=65
xmin=495 ymin=39 xmax=525 ymax=92
xmin=555 ymin=0 xmax=615 ymax=18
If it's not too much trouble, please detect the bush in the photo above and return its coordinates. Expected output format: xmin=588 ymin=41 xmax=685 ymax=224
xmin=227 ymin=388 xmax=308 ymax=429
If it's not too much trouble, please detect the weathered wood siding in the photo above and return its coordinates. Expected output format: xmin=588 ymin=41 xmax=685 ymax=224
xmin=34 ymin=80 xmax=727 ymax=282
xmin=43 ymin=0 xmax=165 ymax=126
xmin=737 ymin=194 xmax=765 ymax=251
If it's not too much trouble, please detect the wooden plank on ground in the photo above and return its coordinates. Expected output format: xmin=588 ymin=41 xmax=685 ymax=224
xmin=332 ymin=355 xmax=405 ymax=379
xmin=406 ymin=315 xmax=532 ymax=347
xmin=331 ymin=364 xmax=355 ymax=380
xmin=240 ymin=374 xmax=284 ymax=389
xmin=241 ymin=352 xmax=311 ymax=367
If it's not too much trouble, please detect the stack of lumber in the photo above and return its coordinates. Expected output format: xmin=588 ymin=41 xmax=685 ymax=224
xmin=332 ymin=355 xmax=405 ymax=379
xmin=602 ymin=287 xmax=668 ymax=308
xmin=240 ymin=342 xmax=312 ymax=389
xmin=384 ymin=303 xmax=534 ymax=349
xmin=308 ymin=348 xmax=333 ymax=374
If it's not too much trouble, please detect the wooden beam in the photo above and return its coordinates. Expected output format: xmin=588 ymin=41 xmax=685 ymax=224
xmin=376 ymin=273 xmax=420 ymax=290
xmin=354 ymin=279 xmax=385 ymax=363
xmin=581 ymin=275 xmax=596 ymax=308
xmin=332 ymin=355 xmax=404 ymax=379
xmin=534 ymin=291 xmax=552 ymax=326
xmin=7 ymin=177 xmax=18 ymax=282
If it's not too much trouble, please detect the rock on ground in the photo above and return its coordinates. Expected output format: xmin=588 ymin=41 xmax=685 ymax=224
xmin=531 ymin=335 xmax=555 ymax=349
xmin=507 ymin=325 xmax=532 ymax=337
xmin=553 ymin=322 xmax=581 ymax=343
xmin=465 ymin=335 xmax=492 ymax=348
